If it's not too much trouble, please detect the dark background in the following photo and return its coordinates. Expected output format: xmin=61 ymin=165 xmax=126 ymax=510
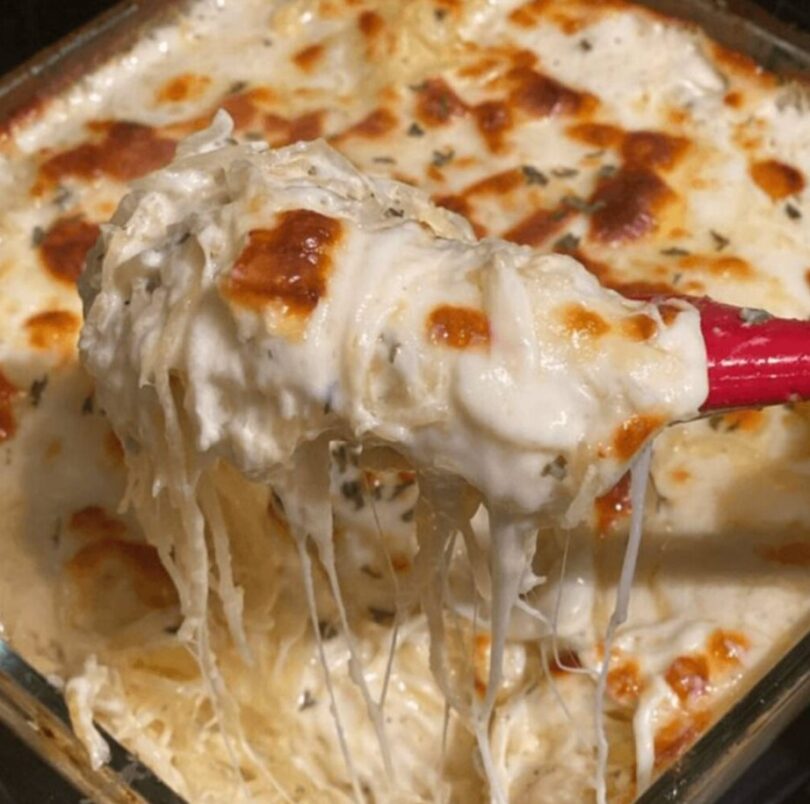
xmin=0 ymin=0 xmax=808 ymax=802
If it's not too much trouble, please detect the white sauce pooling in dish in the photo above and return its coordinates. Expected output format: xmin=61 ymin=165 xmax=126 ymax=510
xmin=78 ymin=114 xmax=707 ymax=800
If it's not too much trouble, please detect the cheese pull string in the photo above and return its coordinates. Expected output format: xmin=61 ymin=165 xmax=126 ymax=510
xmin=643 ymin=295 xmax=810 ymax=412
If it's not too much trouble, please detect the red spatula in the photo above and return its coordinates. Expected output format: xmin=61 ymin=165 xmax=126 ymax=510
xmin=680 ymin=297 xmax=810 ymax=412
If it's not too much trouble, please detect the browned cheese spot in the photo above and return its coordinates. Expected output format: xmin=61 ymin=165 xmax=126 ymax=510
xmin=293 ymin=43 xmax=326 ymax=72
xmin=219 ymin=88 xmax=275 ymax=130
xmin=607 ymin=657 xmax=643 ymax=705
xmin=654 ymin=711 xmax=711 ymax=769
xmin=263 ymin=111 xmax=324 ymax=147
xmin=69 ymin=506 xmax=127 ymax=541
xmin=25 ymin=310 xmax=81 ymax=351
xmin=508 ymin=66 xmax=593 ymax=118
xmin=595 ymin=471 xmax=631 ymax=536
xmin=335 ymin=107 xmax=397 ymax=141
xmin=707 ymin=629 xmax=749 ymax=668
xmin=613 ymin=414 xmax=663 ymax=461
xmin=665 ymin=655 xmax=710 ymax=703
xmin=566 ymin=122 xmax=624 ymax=148
xmin=658 ymin=303 xmax=682 ymax=325
xmin=750 ymin=159 xmax=805 ymax=201
xmin=508 ymin=0 xmax=552 ymax=28
xmin=224 ymin=210 xmax=343 ymax=314
xmin=427 ymin=305 xmax=490 ymax=349
xmin=472 ymin=100 xmax=514 ymax=153
xmin=414 ymin=78 xmax=468 ymax=127
xmin=38 ymin=216 xmax=101 ymax=285
xmin=679 ymin=254 xmax=753 ymax=281
xmin=571 ymin=249 xmax=676 ymax=298
xmin=757 ymin=541 xmax=810 ymax=567
xmin=711 ymin=42 xmax=769 ymax=82
xmin=473 ymin=633 xmax=491 ymax=698
xmin=358 ymin=9 xmax=384 ymax=37
xmin=718 ymin=409 xmax=764 ymax=433
xmin=670 ymin=467 xmax=690 ymax=484
xmin=589 ymin=167 xmax=674 ymax=244
xmin=548 ymin=647 xmax=583 ymax=676
xmin=155 ymin=73 xmax=212 ymax=104
xmin=66 ymin=539 xmax=178 ymax=611
xmin=562 ymin=303 xmax=611 ymax=340
xmin=621 ymin=130 xmax=689 ymax=170
xmin=36 ymin=122 xmax=176 ymax=193
xmin=0 ymin=370 xmax=19 ymax=443
xmin=465 ymin=169 xmax=524 ymax=197
xmin=621 ymin=313 xmax=657 ymax=341
xmin=503 ymin=207 xmax=573 ymax=247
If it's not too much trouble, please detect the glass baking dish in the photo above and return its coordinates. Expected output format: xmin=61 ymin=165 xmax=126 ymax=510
xmin=0 ymin=0 xmax=808 ymax=801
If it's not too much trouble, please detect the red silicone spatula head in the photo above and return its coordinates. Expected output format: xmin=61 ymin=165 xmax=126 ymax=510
xmin=695 ymin=297 xmax=810 ymax=412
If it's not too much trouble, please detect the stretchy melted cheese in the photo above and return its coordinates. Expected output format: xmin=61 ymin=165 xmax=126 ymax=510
xmin=1 ymin=1 xmax=810 ymax=802
xmin=79 ymin=115 xmax=706 ymax=801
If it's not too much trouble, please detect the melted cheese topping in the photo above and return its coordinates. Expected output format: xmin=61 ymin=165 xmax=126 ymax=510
xmin=78 ymin=115 xmax=706 ymax=801
xmin=0 ymin=1 xmax=809 ymax=802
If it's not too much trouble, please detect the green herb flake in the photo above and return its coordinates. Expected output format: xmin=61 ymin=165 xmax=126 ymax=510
xmin=29 ymin=376 xmax=48 ymax=407
xmin=431 ymin=148 xmax=455 ymax=168
xmin=554 ymin=233 xmax=580 ymax=252
xmin=522 ymin=165 xmax=548 ymax=186
xmin=318 ymin=620 xmax=338 ymax=640
xmin=298 ymin=690 xmax=317 ymax=711
xmin=31 ymin=226 xmax=45 ymax=247
xmin=542 ymin=455 xmax=568 ymax=480
xmin=710 ymin=230 xmax=730 ymax=251
xmin=562 ymin=195 xmax=605 ymax=214
xmin=551 ymin=167 xmax=579 ymax=179
xmin=739 ymin=306 xmax=773 ymax=325
xmin=368 ymin=607 xmax=395 ymax=624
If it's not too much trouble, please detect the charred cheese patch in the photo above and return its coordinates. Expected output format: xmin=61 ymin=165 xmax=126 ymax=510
xmin=426 ymin=305 xmax=490 ymax=349
xmin=607 ymin=656 xmax=643 ymax=706
xmin=293 ymin=43 xmax=326 ymax=72
xmin=757 ymin=541 xmax=810 ymax=567
xmin=25 ymin=310 xmax=81 ymax=352
xmin=665 ymin=655 xmax=710 ymax=703
xmin=224 ymin=211 xmax=343 ymax=314
xmin=561 ymin=303 xmax=611 ymax=340
xmin=155 ymin=73 xmax=212 ymax=105
xmin=594 ymin=471 xmax=631 ymax=536
xmin=654 ymin=711 xmax=712 ymax=769
xmin=708 ymin=630 xmax=750 ymax=668
xmin=613 ymin=414 xmax=663 ymax=461
xmin=749 ymin=159 xmax=805 ymax=201
xmin=38 ymin=217 xmax=100 ymax=285
xmin=0 ymin=370 xmax=19 ymax=443
xmin=589 ymin=167 xmax=674 ymax=244
xmin=69 ymin=506 xmax=128 ymax=541
xmin=35 ymin=122 xmax=176 ymax=195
